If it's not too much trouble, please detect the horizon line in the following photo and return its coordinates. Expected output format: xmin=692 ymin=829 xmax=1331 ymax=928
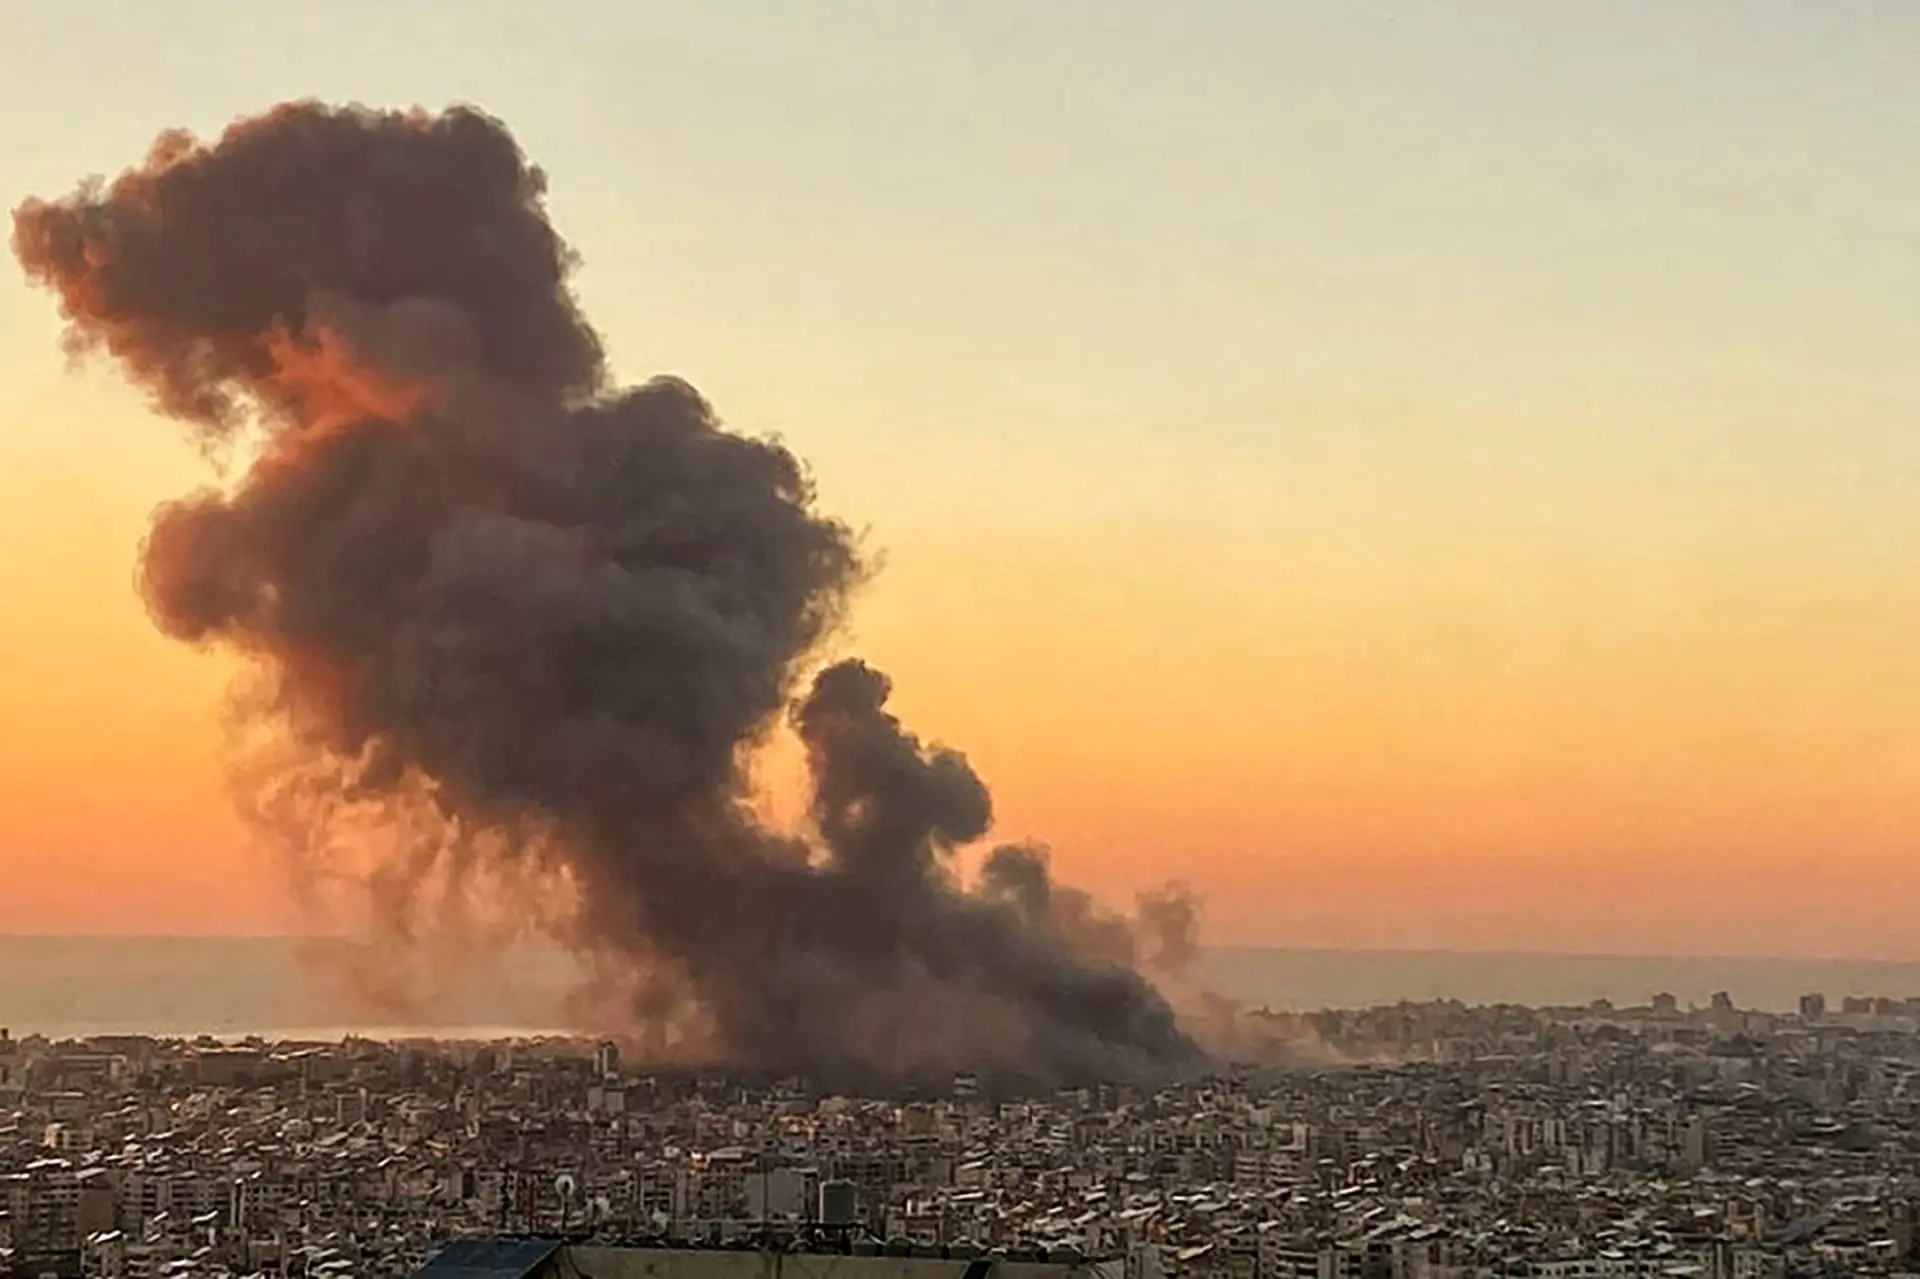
xmin=3 ymin=932 xmax=1920 ymax=969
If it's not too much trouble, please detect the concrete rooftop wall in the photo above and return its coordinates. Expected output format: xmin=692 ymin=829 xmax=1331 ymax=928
xmin=559 ymin=1247 xmax=1123 ymax=1279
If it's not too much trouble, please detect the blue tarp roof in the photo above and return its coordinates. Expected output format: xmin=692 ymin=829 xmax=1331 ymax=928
xmin=415 ymin=1239 xmax=562 ymax=1279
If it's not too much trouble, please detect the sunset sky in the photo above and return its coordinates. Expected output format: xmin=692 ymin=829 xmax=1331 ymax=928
xmin=4 ymin=1 xmax=1920 ymax=958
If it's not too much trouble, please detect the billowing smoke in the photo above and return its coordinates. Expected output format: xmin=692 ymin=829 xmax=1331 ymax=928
xmin=12 ymin=101 xmax=1209 ymax=1084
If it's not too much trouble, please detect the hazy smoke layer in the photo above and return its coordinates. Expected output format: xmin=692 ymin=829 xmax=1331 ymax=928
xmin=13 ymin=101 xmax=1205 ymax=1084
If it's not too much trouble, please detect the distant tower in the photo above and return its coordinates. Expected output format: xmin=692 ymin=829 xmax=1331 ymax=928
xmin=595 ymin=1041 xmax=620 ymax=1079
xmin=1682 ymin=1114 xmax=1710 ymax=1170
xmin=1799 ymin=993 xmax=1826 ymax=1022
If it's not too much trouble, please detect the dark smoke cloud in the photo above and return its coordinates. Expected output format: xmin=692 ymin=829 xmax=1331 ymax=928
xmin=13 ymin=100 xmax=1208 ymax=1085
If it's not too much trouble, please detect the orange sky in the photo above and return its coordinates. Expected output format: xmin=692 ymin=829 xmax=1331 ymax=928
xmin=5 ymin=367 xmax=1920 ymax=956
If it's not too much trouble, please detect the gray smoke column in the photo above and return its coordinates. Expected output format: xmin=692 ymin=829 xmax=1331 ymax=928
xmin=12 ymin=101 xmax=1206 ymax=1084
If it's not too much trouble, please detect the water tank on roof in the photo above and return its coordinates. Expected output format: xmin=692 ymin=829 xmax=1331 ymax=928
xmin=819 ymin=1178 xmax=858 ymax=1227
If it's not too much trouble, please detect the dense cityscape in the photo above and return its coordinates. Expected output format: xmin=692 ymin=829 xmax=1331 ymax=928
xmin=4 ymin=992 xmax=1920 ymax=1278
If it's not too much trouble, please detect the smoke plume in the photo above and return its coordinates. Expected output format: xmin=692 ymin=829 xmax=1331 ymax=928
xmin=13 ymin=101 xmax=1208 ymax=1084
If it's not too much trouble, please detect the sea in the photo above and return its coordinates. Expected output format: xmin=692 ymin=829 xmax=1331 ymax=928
xmin=3 ymin=936 xmax=1920 ymax=1042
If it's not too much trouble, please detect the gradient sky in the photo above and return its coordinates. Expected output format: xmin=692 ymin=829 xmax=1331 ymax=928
xmin=4 ymin=1 xmax=1920 ymax=957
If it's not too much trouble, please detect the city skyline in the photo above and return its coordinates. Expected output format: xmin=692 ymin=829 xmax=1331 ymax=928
xmin=7 ymin=990 xmax=1920 ymax=1277
xmin=6 ymin=2 xmax=1920 ymax=958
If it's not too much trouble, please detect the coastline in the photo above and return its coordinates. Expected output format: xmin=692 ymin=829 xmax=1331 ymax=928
xmin=5 ymin=935 xmax=1920 ymax=1040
